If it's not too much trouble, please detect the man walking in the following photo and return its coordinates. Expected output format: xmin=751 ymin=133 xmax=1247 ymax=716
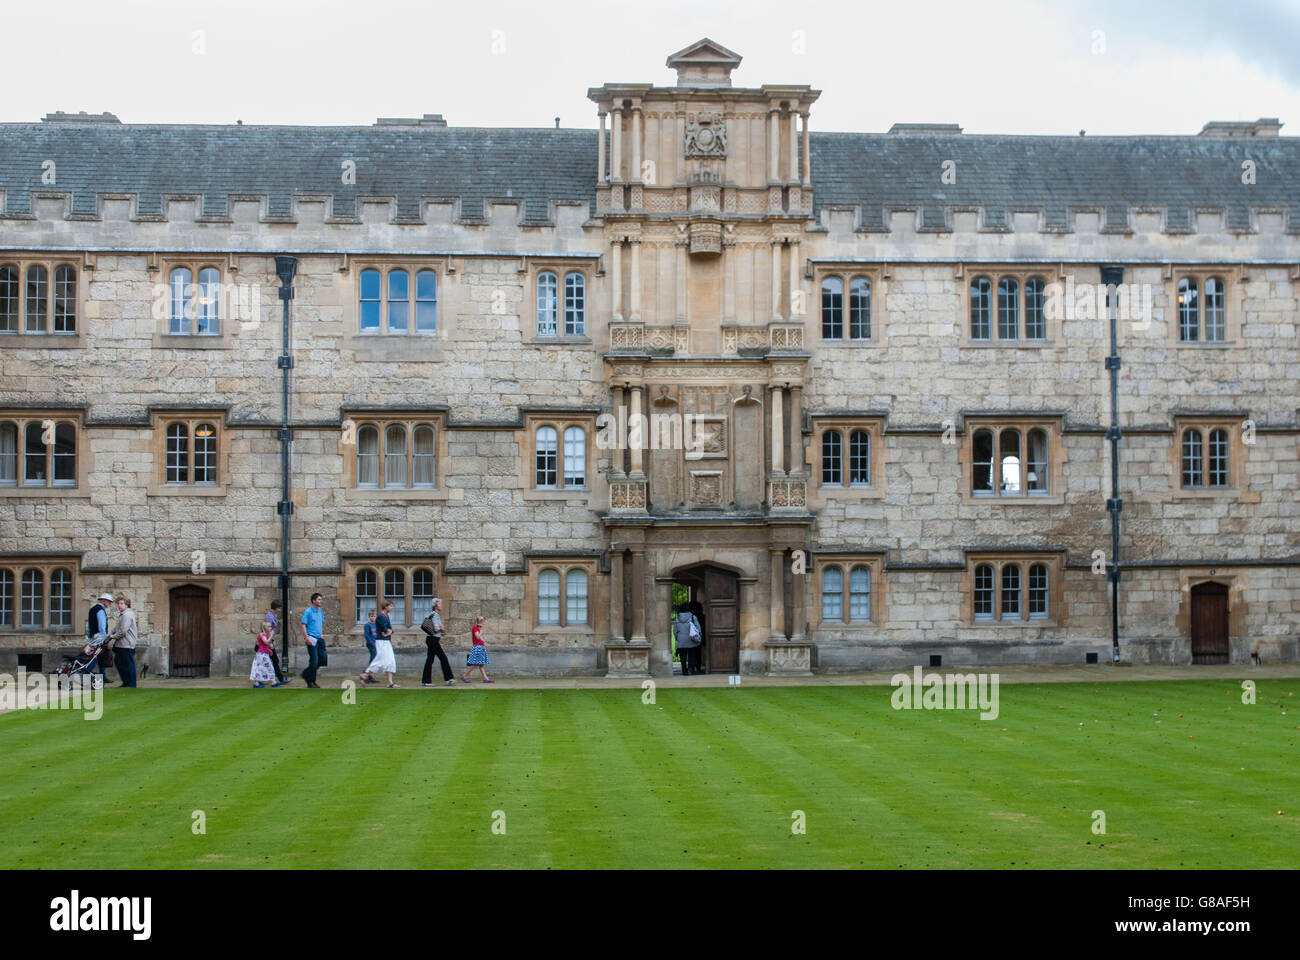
xmin=300 ymin=592 xmax=326 ymax=688
xmin=263 ymin=599 xmax=289 ymax=686
xmin=109 ymin=593 xmax=138 ymax=687
xmin=420 ymin=597 xmax=455 ymax=686
xmin=86 ymin=592 xmax=114 ymax=688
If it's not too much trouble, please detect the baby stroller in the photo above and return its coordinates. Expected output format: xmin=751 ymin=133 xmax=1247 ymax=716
xmin=52 ymin=633 xmax=112 ymax=689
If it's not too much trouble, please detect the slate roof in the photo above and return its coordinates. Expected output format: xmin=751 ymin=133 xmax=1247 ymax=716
xmin=1 ymin=122 xmax=1298 ymax=232
xmin=0 ymin=123 xmax=599 ymax=223
xmin=810 ymin=132 xmax=1300 ymax=233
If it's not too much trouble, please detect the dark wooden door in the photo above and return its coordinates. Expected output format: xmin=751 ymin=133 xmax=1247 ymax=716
xmin=169 ymin=585 xmax=211 ymax=677
xmin=703 ymin=567 xmax=739 ymax=673
xmin=1190 ymin=582 xmax=1229 ymax=665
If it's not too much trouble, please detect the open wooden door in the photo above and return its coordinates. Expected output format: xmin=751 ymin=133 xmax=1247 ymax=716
xmin=1190 ymin=581 xmax=1229 ymax=665
xmin=169 ymin=584 xmax=211 ymax=677
xmin=703 ymin=566 xmax=739 ymax=673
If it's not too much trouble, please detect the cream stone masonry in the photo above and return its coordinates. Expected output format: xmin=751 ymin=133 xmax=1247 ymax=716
xmin=0 ymin=39 xmax=1297 ymax=674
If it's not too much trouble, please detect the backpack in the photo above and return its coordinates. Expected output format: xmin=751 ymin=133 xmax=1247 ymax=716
xmin=420 ymin=614 xmax=440 ymax=638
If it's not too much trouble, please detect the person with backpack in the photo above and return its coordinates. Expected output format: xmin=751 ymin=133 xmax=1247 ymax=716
xmin=420 ymin=598 xmax=455 ymax=686
xmin=86 ymin=592 xmax=114 ymax=688
xmin=673 ymin=605 xmax=703 ymax=676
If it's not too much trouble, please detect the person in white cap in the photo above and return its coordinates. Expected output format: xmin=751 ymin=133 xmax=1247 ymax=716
xmin=86 ymin=592 xmax=116 ymax=687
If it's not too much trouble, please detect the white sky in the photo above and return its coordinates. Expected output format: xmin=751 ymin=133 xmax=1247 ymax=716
xmin=5 ymin=0 xmax=1299 ymax=135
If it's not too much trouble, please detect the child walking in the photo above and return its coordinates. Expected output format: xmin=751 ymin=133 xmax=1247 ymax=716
xmin=460 ymin=616 xmax=492 ymax=683
xmin=251 ymin=622 xmax=279 ymax=688
xmin=363 ymin=608 xmax=379 ymax=665
xmin=361 ymin=601 xmax=399 ymax=688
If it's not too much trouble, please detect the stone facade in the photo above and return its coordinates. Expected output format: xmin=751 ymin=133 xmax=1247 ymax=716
xmin=0 ymin=39 xmax=1296 ymax=676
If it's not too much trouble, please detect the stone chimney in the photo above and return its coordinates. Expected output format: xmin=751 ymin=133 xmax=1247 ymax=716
xmin=665 ymin=38 xmax=743 ymax=88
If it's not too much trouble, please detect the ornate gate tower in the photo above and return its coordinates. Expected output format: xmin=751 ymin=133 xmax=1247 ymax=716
xmin=590 ymin=39 xmax=821 ymax=676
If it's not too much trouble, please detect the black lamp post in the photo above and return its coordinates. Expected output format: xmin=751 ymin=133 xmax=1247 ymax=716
xmin=1101 ymin=264 xmax=1124 ymax=663
xmin=274 ymin=256 xmax=298 ymax=669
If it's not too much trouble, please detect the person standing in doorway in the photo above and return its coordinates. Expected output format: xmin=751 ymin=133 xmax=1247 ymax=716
xmin=300 ymin=592 xmax=326 ymax=688
xmin=87 ymin=592 xmax=114 ymax=688
xmin=263 ymin=600 xmax=288 ymax=686
xmin=420 ymin=598 xmax=455 ymax=686
xmin=672 ymin=605 xmax=702 ymax=676
xmin=109 ymin=593 xmax=138 ymax=687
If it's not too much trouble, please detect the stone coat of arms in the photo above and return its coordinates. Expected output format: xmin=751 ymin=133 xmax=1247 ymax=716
xmin=684 ymin=113 xmax=727 ymax=157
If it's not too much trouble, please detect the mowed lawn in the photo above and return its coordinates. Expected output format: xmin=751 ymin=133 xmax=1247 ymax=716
xmin=1 ymin=679 xmax=1297 ymax=868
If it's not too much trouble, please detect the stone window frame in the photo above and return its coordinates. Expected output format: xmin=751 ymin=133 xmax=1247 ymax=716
xmin=339 ymin=558 xmax=446 ymax=632
xmin=961 ymin=267 xmax=1056 ymax=346
xmin=810 ymin=554 xmax=886 ymax=628
xmin=0 ymin=256 xmax=84 ymax=342
xmin=524 ymin=557 xmax=598 ymax=634
xmin=810 ymin=265 xmax=887 ymax=348
xmin=807 ymin=416 xmax=887 ymax=503
xmin=958 ymin=416 xmax=1066 ymax=506
xmin=154 ymin=258 xmax=234 ymax=349
xmin=341 ymin=412 xmax=449 ymax=501
xmin=0 ymin=557 xmax=81 ymax=634
xmin=526 ymin=260 xmax=593 ymax=345
xmin=1169 ymin=270 xmax=1239 ymax=346
xmin=147 ymin=411 xmax=230 ymax=497
xmin=355 ymin=260 xmax=444 ymax=338
xmin=0 ymin=409 xmax=88 ymax=497
xmin=1168 ymin=416 xmax=1255 ymax=503
xmin=519 ymin=413 xmax=595 ymax=500
xmin=960 ymin=553 xmax=1064 ymax=626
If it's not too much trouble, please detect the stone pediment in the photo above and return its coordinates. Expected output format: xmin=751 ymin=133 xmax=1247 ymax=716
xmin=666 ymin=38 xmax=743 ymax=87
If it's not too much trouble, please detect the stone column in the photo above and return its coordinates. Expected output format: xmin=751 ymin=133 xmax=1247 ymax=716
xmin=789 ymin=385 xmax=802 ymax=473
xmin=791 ymin=556 xmax=807 ymax=641
xmin=769 ymin=548 xmax=785 ymax=639
xmin=630 ymin=549 xmax=647 ymax=643
xmin=611 ymin=109 xmax=623 ymax=181
xmin=631 ymin=104 xmax=642 ymax=181
xmin=788 ymin=109 xmax=799 ymax=185
xmin=788 ymin=239 xmax=801 ymax=320
xmin=768 ymin=105 xmax=781 ymax=182
xmin=770 ymin=240 xmax=783 ymax=320
xmin=609 ymin=547 xmax=624 ymax=642
xmin=723 ymin=242 xmax=735 ymax=322
xmin=629 ymin=384 xmax=644 ymax=476
xmin=629 ymin=239 xmax=641 ymax=321
xmin=676 ymin=243 xmax=688 ymax=322
xmin=597 ymin=111 xmax=607 ymax=182
xmin=610 ymin=240 xmax=623 ymax=321
xmin=771 ymin=384 xmax=785 ymax=474
xmin=610 ymin=385 xmax=626 ymax=476
xmin=801 ymin=111 xmax=812 ymax=187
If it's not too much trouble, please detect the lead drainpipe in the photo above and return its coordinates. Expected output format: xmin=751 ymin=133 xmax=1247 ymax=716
xmin=1101 ymin=265 xmax=1124 ymax=663
xmin=274 ymin=256 xmax=298 ymax=667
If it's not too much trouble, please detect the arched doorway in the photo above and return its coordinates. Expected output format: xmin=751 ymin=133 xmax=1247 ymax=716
xmin=169 ymin=584 xmax=211 ymax=677
xmin=672 ymin=563 xmax=739 ymax=673
xmin=1190 ymin=581 xmax=1229 ymax=665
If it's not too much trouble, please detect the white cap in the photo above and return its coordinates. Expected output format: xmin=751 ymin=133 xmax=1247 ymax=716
xmin=98 ymin=592 xmax=116 ymax=604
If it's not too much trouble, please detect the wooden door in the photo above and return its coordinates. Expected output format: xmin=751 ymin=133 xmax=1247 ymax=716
xmin=169 ymin=585 xmax=211 ymax=677
xmin=703 ymin=567 xmax=738 ymax=673
xmin=1190 ymin=582 xmax=1229 ymax=665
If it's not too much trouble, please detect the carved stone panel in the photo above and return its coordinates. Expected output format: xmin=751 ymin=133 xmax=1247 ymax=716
xmin=690 ymin=470 xmax=723 ymax=505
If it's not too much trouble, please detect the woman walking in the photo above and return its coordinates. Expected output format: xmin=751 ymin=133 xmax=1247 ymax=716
xmin=360 ymin=600 xmax=399 ymax=688
xmin=459 ymin=616 xmax=492 ymax=683
xmin=250 ymin=621 xmax=278 ymax=688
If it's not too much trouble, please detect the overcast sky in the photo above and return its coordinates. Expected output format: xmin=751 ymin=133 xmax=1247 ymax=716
xmin=5 ymin=0 xmax=1298 ymax=135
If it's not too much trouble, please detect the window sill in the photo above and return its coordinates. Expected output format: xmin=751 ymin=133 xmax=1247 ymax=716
xmin=0 ymin=333 xmax=84 ymax=347
xmin=1171 ymin=487 xmax=1257 ymax=503
xmin=0 ymin=485 xmax=87 ymax=497
xmin=348 ymin=335 xmax=444 ymax=362
xmin=815 ymin=620 xmax=880 ymax=630
xmin=817 ymin=338 xmax=884 ymax=348
xmin=342 ymin=486 xmax=448 ymax=502
xmin=961 ymin=340 xmax=1054 ymax=348
xmin=524 ymin=489 xmax=590 ymax=502
xmin=963 ymin=493 xmax=1064 ymax=506
xmin=1174 ymin=340 xmax=1234 ymax=347
xmin=152 ymin=334 xmax=230 ymax=350
xmin=147 ymin=483 xmax=228 ymax=497
xmin=815 ymin=485 xmax=886 ymax=501
xmin=526 ymin=336 xmax=592 ymax=347
xmin=966 ymin=619 xmax=1061 ymax=628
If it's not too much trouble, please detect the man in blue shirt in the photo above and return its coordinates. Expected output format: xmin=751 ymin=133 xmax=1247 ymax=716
xmin=86 ymin=592 xmax=114 ymax=687
xmin=300 ymin=592 xmax=326 ymax=688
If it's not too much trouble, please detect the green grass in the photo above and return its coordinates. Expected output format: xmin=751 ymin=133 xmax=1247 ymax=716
xmin=1 ymin=679 xmax=1297 ymax=868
